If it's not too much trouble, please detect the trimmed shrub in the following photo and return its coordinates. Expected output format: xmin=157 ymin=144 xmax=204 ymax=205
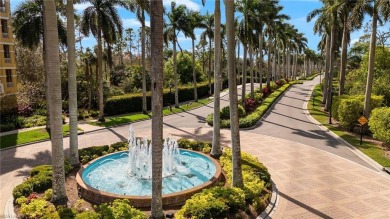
xmin=75 ymin=211 xmax=101 ymax=219
xmin=177 ymin=139 xmax=211 ymax=153
xmin=337 ymin=95 xmax=383 ymax=129
xmin=175 ymin=192 xmax=229 ymax=219
xmin=96 ymin=199 xmax=147 ymax=219
xmin=369 ymin=107 xmax=390 ymax=144
xmin=219 ymin=105 xmax=246 ymax=120
xmin=104 ymin=82 xmax=211 ymax=116
xmin=20 ymin=198 xmax=57 ymax=219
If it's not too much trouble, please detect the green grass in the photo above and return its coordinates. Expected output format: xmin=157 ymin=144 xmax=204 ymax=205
xmin=308 ymin=84 xmax=390 ymax=167
xmin=0 ymin=125 xmax=81 ymax=149
xmin=89 ymin=98 xmax=211 ymax=127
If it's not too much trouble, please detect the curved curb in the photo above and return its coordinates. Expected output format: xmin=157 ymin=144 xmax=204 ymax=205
xmin=4 ymin=196 xmax=16 ymax=219
xmin=257 ymin=181 xmax=279 ymax=219
xmin=302 ymin=77 xmax=387 ymax=175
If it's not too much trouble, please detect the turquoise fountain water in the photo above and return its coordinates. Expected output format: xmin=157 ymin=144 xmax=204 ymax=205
xmin=81 ymin=126 xmax=216 ymax=196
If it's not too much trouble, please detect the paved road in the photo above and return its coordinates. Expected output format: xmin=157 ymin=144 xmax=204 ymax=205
xmin=1 ymin=79 xmax=390 ymax=218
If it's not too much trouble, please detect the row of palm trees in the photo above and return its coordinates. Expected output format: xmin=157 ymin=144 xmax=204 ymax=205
xmin=308 ymin=0 xmax=390 ymax=118
xmin=20 ymin=0 xmax=315 ymax=217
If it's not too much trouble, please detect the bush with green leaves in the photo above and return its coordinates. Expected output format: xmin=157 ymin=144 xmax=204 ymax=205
xmin=75 ymin=211 xmax=101 ymax=219
xmin=177 ymin=139 xmax=212 ymax=153
xmin=13 ymin=162 xmax=72 ymax=200
xmin=369 ymin=107 xmax=390 ymax=144
xmin=337 ymin=95 xmax=383 ymax=129
xmin=207 ymin=83 xmax=291 ymax=128
xmin=19 ymin=198 xmax=58 ymax=219
xmin=175 ymin=191 xmax=229 ymax=219
xmin=164 ymin=52 xmax=204 ymax=85
xmin=95 ymin=199 xmax=147 ymax=219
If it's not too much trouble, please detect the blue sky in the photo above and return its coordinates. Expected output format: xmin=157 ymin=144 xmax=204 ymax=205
xmin=10 ymin=0 xmax=390 ymax=54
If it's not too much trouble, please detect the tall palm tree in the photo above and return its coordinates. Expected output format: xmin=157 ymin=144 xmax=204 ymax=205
xmin=80 ymin=0 xmax=124 ymax=122
xmin=211 ymin=0 xmax=222 ymax=158
xmin=126 ymin=0 xmax=150 ymax=113
xmin=164 ymin=2 xmax=191 ymax=107
xmin=42 ymin=0 xmax=67 ymax=204
xmin=187 ymin=11 xmax=205 ymax=101
xmin=225 ymin=0 xmax=243 ymax=188
xmin=201 ymin=12 xmax=214 ymax=95
xmin=150 ymin=0 xmax=164 ymax=218
xmin=352 ymin=0 xmax=390 ymax=117
xmin=12 ymin=0 xmax=67 ymax=129
xmin=66 ymin=0 xmax=79 ymax=167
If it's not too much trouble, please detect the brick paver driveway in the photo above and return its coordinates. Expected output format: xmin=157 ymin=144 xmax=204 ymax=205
xmin=1 ymin=79 xmax=389 ymax=218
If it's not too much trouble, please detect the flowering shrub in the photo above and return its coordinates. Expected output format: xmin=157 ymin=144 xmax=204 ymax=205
xmin=262 ymin=87 xmax=271 ymax=97
xmin=244 ymin=98 xmax=256 ymax=113
xmin=27 ymin=192 xmax=38 ymax=203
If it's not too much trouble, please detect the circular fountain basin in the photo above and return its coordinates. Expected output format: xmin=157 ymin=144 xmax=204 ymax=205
xmin=76 ymin=149 xmax=222 ymax=207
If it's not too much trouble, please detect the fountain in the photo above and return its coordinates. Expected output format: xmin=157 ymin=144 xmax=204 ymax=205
xmin=76 ymin=126 xmax=222 ymax=207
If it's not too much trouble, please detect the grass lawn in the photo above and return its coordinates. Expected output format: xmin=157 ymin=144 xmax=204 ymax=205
xmin=308 ymin=84 xmax=390 ymax=167
xmin=89 ymin=98 xmax=211 ymax=127
xmin=0 ymin=125 xmax=81 ymax=149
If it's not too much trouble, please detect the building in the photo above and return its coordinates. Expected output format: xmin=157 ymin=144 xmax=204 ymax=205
xmin=0 ymin=0 xmax=17 ymax=112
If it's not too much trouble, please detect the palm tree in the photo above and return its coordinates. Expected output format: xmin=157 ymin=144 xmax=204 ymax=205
xmin=12 ymin=0 xmax=67 ymax=129
xmin=164 ymin=2 xmax=191 ymax=107
xmin=352 ymin=0 xmax=390 ymax=117
xmin=225 ymin=0 xmax=243 ymax=188
xmin=211 ymin=0 xmax=222 ymax=158
xmin=126 ymin=0 xmax=150 ymax=114
xmin=150 ymin=1 xmax=164 ymax=218
xmin=80 ymin=0 xmax=124 ymax=122
xmin=201 ymin=12 xmax=214 ymax=95
xmin=42 ymin=0 xmax=67 ymax=204
xmin=66 ymin=0 xmax=79 ymax=167
xmin=187 ymin=11 xmax=205 ymax=101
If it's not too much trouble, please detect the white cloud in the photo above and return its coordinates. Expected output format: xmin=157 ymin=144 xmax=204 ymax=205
xmin=122 ymin=18 xmax=151 ymax=28
xmin=74 ymin=2 xmax=92 ymax=11
xmin=163 ymin=0 xmax=201 ymax=11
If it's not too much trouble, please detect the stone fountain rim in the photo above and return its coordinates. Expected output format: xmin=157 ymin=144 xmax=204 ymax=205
xmin=76 ymin=149 xmax=223 ymax=207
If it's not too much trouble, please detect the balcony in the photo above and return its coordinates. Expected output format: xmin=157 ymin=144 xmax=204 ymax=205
xmin=2 ymin=32 xmax=8 ymax=38
xmin=7 ymin=82 xmax=13 ymax=87
xmin=0 ymin=7 xmax=5 ymax=13
xmin=4 ymin=58 xmax=11 ymax=63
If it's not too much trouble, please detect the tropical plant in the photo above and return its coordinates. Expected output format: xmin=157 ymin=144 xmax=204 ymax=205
xmin=150 ymin=0 xmax=165 ymax=218
xmin=225 ymin=0 xmax=243 ymax=188
xmin=164 ymin=2 xmax=191 ymax=107
xmin=201 ymin=12 xmax=215 ymax=96
xmin=80 ymin=0 xmax=125 ymax=122
xmin=42 ymin=0 xmax=67 ymax=204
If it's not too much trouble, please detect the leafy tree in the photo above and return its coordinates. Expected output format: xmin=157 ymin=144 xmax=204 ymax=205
xmin=163 ymin=53 xmax=203 ymax=85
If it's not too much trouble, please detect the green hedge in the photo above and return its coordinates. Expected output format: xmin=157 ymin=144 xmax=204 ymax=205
xmin=176 ymin=147 xmax=271 ymax=219
xmin=13 ymin=162 xmax=72 ymax=200
xmin=332 ymin=95 xmax=383 ymax=121
xmin=104 ymin=82 xmax=216 ymax=116
xmin=336 ymin=95 xmax=383 ymax=129
xmin=369 ymin=107 xmax=390 ymax=144
xmin=207 ymin=83 xmax=291 ymax=128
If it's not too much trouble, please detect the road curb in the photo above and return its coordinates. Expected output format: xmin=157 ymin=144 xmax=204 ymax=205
xmin=258 ymin=181 xmax=279 ymax=219
xmin=302 ymin=77 xmax=386 ymax=174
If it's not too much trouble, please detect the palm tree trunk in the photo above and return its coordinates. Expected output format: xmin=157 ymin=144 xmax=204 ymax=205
xmin=97 ymin=25 xmax=105 ymax=121
xmin=225 ymin=0 xmax=243 ymax=188
xmin=66 ymin=0 xmax=79 ymax=167
xmin=208 ymin=36 xmax=212 ymax=95
xmin=339 ymin=13 xmax=348 ymax=95
xmin=259 ymin=33 xmax=263 ymax=90
xmin=88 ymin=63 xmax=92 ymax=111
xmin=150 ymin=1 xmax=164 ymax=218
xmin=325 ymin=17 xmax=337 ymax=112
xmin=272 ymin=47 xmax=276 ymax=81
xmin=43 ymin=0 xmax=67 ymax=204
xmin=241 ymin=45 xmax=247 ymax=106
xmin=173 ymin=32 xmax=179 ymax=107
xmin=141 ymin=10 xmax=147 ymax=113
xmin=192 ymin=38 xmax=198 ymax=101
xmin=249 ymin=46 xmax=254 ymax=99
xmin=237 ymin=40 xmax=240 ymax=85
xmin=212 ymin=0 xmax=222 ymax=158
xmin=364 ymin=10 xmax=378 ymax=117
xmin=322 ymin=34 xmax=330 ymax=103
xmin=266 ymin=36 xmax=272 ymax=90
